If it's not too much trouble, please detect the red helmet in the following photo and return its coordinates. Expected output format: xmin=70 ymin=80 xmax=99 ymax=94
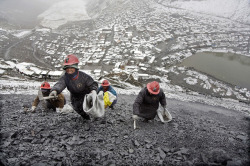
xmin=101 ymin=80 xmax=110 ymax=86
xmin=147 ymin=81 xmax=160 ymax=95
xmin=40 ymin=82 xmax=51 ymax=89
xmin=63 ymin=54 xmax=79 ymax=66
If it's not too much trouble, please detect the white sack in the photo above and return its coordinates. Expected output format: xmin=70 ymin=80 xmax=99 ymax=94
xmin=157 ymin=107 xmax=172 ymax=123
xmin=83 ymin=91 xmax=105 ymax=117
xmin=107 ymin=91 xmax=117 ymax=103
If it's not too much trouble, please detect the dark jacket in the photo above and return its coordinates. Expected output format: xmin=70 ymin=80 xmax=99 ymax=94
xmin=51 ymin=70 xmax=98 ymax=116
xmin=52 ymin=71 xmax=98 ymax=97
xmin=133 ymin=87 xmax=167 ymax=120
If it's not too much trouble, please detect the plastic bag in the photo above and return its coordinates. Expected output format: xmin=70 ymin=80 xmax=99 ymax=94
xmin=103 ymin=91 xmax=117 ymax=108
xmin=83 ymin=91 xmax=105 ymax=117
xmin=157 ymin=107 xmax=172 ymax=123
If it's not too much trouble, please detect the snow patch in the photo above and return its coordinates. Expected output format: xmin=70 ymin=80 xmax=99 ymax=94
xmin=168 ymin=0 xmax=250 ymax=24
xmin=12 ymin=30 xmax=32 ymax=38
xmin=184 ymin=77 xmax=198 ymax=85
xmin=0 ymin=79 xmax=249 ymax=115
xmin=38 ymin=0 xmax=90 ymax=29
xmin=0 ymin=69 xmax=6 ymax=74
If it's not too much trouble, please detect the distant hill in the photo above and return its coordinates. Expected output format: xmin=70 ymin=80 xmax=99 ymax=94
xmin=36 ymin=0 xmax=250 ymax=29
xmin=156 ymin=0 xmax=250 ymax=25
xmin=0 ymin=0 xmax=249 ymax=29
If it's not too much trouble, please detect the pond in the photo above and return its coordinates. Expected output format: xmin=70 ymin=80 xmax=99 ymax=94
xmin=180 ymin=52 xmax=250 ymax=90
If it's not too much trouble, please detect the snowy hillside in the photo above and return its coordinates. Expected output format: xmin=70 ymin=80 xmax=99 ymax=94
xmin=37 ymin=0 xmax=90 ymax=29
xmin=37 ymin=0 xmax=250 ymax=29
xmin=157 ymin=0 xmax=250 ymax=24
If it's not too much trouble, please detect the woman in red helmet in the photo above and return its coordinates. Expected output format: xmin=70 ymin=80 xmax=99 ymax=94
xmin=49 ymin=54 xmax=98 ymax=120
xmin=97 ymin=79 xmax=117 ymax=109
xmin=133 ymin=81 xmax=167 ymax=122
xmin=31 ymin=81 xmax=66 ymax=112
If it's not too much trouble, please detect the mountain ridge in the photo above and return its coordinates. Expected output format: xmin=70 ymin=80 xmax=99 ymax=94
xmin=36 ymin=0 xmax=250 ymax=29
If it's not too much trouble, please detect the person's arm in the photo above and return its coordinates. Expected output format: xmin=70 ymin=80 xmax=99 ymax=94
xmin=31 ymin=96 xmax=40 ymax=111
xmin=51 ymin=76 xmax=67 ymax=94
xmin=85 ymin=74 xmax=98 ymax=92
xmin=133 ymin=89 xmax=145 ymax=115
xmin=109 ymin=86 xmax=117 ymax=96
xmin=159 ymin=89 xmax=167 ymax=108
xmin=32 ymin=96 xmax=40 ymax=107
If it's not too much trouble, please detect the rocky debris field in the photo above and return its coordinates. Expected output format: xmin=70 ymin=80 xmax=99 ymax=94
xmin=0 ymin=94 xmax=249 ymax=166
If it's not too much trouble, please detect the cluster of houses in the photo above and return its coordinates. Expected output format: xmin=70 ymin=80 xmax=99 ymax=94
xmin=0 ymin=0 xmax=249 ymax=84
xmin=0 ymin=58 xmax=151 ymax=81
xmin=26 ymin=0 xmax=249 ymax=74
xmin=0 ymin=58 xmax=63 ymax=80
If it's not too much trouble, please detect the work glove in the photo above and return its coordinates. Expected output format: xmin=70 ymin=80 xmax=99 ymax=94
xmin=49 ymin=90 xmax=57 ymax=98
xmin=31 ymin=106 xmax=36 ymax=112
xmin=132 ymin=115 xmax=139 ymax=120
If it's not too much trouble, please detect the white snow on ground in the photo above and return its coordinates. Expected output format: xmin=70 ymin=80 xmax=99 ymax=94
xmin=167 ymin=91 xmax=250 ymax=116
xmin=0 ymin=69 xmax=5 ymax=74
xmin=5 ymin=61 xmax=16 ymax=68
xmin=12 ymin=30 xmax=32 ymax=38
xmin=184 ymin=77 xmax=198 ymax=85
xmin=37 ymin=0 xmax=250 ymax=29
xmin=35 ymin=28 xmax=51 ymax=33
xmin=0 ymin=28 xmax=9 ymax=33
xmin=0 ymin=79 xmax=249 ymax=116
xmin=37 ymin=0 xmax=90 ymax=29
xmin=201 ymin=80 xmax=212 ymax=90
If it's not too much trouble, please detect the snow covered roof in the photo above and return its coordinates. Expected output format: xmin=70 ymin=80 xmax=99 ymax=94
xmin=148 ymin=56 xmax=155 ymax=64
xmin=29 ymin=67 xmax=43 ymax=75
xmin=138 ymin=73 xmax=149 ymax=77
xmin=5 ymin=61 xmax=16 ymax=69
xmin=41 ymin=71 xmax=48 ymax=75
xmin=94 ymin=69 xmax=101 ymax=73
xmin=48 ymin=71 xmax=64 ymax=76
xmin=113 ymin=68 xmax=122 ymax=73
xmin=15 ymin=62 xmax=35 ymax=76
xmin=80 ymin=70 xmax=92 ymax=75
xmin=0 ymin=69 xmax=6 ymax=74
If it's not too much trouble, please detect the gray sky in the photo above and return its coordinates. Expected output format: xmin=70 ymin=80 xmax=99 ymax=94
xmin=0 ymin=0 xmax=90 ymax=28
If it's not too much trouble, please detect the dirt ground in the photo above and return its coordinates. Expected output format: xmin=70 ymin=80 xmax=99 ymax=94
xmin=0 ymin=94 xmax=249 ymax=166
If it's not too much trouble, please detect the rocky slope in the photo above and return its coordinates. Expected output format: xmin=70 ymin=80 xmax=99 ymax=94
xmin=0 ymin=94 xmax=249 ymax=165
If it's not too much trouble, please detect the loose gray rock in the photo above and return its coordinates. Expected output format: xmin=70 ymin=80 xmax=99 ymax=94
xmin=0 ymin=94 xmax=249 ymax=165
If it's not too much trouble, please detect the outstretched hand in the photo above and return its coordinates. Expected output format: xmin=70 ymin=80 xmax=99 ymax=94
xmin=30 ymin=106 xmax=36 ymax=112
xmin=132 ymin=115 xmax=139 ymax=120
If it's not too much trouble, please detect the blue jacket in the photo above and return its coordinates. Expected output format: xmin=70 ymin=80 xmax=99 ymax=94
xmin=97 ymin=85 xmax=117 ymax=97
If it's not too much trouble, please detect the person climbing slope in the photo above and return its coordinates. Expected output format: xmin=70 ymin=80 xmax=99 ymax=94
xmin=31 ymin=81 xmax=66 ymax=113
xmin=133 ymin=81 xmax=167 ymax=122
xmin=97 ymin=79 xmax=117 ymax=109
xmin=49 ymin=54 xmax=98 ymax=121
